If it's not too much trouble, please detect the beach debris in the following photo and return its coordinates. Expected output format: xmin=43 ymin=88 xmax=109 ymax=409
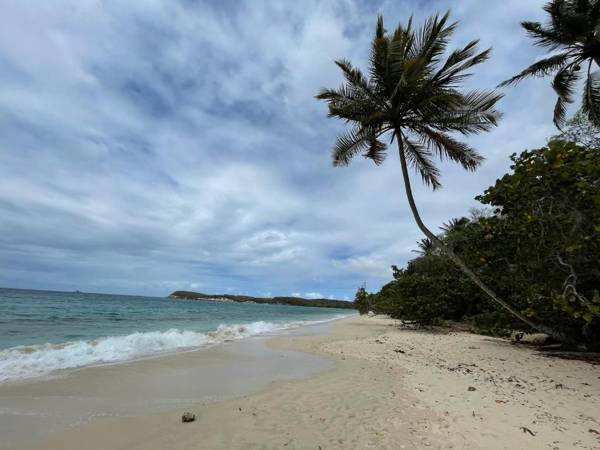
xmin=367 ymin=311 xmax=375 ymax=317
xmin=468 ymin=386 xmax=476 ymax=391
xmin=181 ymin=412 xmax=195 ymax=423
xmin=375 ymin=339 xmax=384 ymax=344
xmin=520 ymin=426 xmax=536 ymax=436
xmin=394 ymin=348 xmax=405 ymax=353
xmin=512 ymin=332 xmax=550 ymax=346
xmin=512 ymin=332 xmax=524 ymax=343
xmin=589 ymin=429 xmax=600 ymax=435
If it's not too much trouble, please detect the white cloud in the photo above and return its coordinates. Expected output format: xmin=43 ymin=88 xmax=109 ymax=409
xmin=0 ymin=0 xmax=558 ymax=299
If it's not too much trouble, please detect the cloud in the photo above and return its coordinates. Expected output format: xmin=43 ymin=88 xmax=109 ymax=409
xmin=0 ymin=0 xmax=560 ymax=299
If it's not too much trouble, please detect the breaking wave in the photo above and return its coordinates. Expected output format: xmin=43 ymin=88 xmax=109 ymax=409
xmin=0 ymin=315 xmax=351 ymax=383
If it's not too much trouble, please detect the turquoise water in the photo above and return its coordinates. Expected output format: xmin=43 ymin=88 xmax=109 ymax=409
xmin=0 ymin=288 xmax=354 ymax=382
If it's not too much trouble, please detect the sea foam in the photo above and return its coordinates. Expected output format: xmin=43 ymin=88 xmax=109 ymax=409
xmin=0 ymin=315 xmax=349 ymax=383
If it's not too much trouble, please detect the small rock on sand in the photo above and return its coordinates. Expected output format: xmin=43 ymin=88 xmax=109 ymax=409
xmin=181 ymin=412 xmax=195 ymax=423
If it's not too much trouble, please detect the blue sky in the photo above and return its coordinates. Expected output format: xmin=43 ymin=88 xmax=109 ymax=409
xmin=0 ymin=0 xmax=559 ymax=299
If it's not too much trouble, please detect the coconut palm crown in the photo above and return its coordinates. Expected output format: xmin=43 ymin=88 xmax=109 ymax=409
xmin=500 ymin=0 xmax=600 ymax=128
xmin=316 ymin=12 xmax=503 ymax=190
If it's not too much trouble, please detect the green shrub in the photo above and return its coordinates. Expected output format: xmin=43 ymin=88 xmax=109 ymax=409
xmin=366 ymin=140 xmax=600 ymax=348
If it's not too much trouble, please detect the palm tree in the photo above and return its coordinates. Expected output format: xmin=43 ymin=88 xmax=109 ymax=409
xmin=317 ymin=13 xmax=561 ymax=338
xmin=500 ymin=0 xmax=600 ymax=128
xmin=413 ymin=237 xmax=436 ymax=256
xmin=440 ymin=217 xmax=470 ymax=234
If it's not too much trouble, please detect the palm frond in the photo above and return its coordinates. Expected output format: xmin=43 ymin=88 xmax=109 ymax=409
xmin=369 ymin=16 xmax=390 ymax=94
xmin=582 ymin=67 xmax=600 ymax=126
xmin=440 ymin=217 xmax=469 ymax=233
xmin=413 ymin=237 xmax=435 ymax=256
xmin=413 ymin=11 xmax=456 ymax=65
xmin=422 ymin=90 xmax=503 ymax=135
xmin=363 ymin=136 xmax=388 ymax=165
xmin=458 ymin=90 xmax=504 ymax=128
xmin=417 ymin=127 xmax=483 ymax=171
xmin=499 ymin=53 xmax=571 ymax=87
xmin=403 ymin=137 xmax=441 ymax=189
xmin=331 ymin=127 xmax=371 ymax=167
xmin=315 ymin=84 xmax=383 ymax=124
xmin=552 ymin=65 xmax=580 ymax=127
xmin=334 ymin=59 xmax=389 ymax=113
xmin=503 ymin=0 xmax=600 ymax=130
xmin=387 ymin=20 xmax=416 ymax=86
xmin=433 ymin=41 xmax=491 ymax=87
xmin=521 ymin=21 xmax=571 ymax=50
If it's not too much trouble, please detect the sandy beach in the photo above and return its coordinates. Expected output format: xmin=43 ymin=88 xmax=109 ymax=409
xmin=4 ymin=315 xmax=599 ymax=450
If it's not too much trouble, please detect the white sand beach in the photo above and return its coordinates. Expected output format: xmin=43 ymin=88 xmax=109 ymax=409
xmin=4 ymin=315 xmax=593 ymax=450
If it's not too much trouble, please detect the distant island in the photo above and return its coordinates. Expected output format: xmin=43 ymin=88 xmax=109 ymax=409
xmin=168 ymin=291 xmax=355 ymax=309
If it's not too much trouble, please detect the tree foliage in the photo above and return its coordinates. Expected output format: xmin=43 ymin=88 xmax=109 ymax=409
xmin=475 ymin=140 xmax=600 ymax=336
xmin=169 ymin=291 xmax=355 ymax=309
xmin=316 ymin=12 xmax=502 ymax=188
xmin=367 ymin=140 xmax=600 ymax=349
xmin=501 ymin=0 xmax=600 ymax=127
xmin=373 ymin=256 xmax=487 ymax=325
xmin=353 ymin=286 xmax=373 ymax=315
xmin=554 ymin=109 xmax=600 ymax=147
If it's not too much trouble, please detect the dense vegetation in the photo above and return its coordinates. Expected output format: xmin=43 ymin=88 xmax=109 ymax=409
xmin=319 ymin=3 xmax=600 ymax=349
xmin=356 ymin=140 xmax=600 ymax=350
xmin=169 ymin=291 xmax=355 ymax=309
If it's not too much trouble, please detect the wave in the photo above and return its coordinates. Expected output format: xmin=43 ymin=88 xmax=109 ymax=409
xmin=0 ymin=314 xmax=352 ymax=383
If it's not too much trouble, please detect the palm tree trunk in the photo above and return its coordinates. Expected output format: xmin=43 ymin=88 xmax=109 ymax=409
xmin=396 ymin=137 xmax=567 ymax=342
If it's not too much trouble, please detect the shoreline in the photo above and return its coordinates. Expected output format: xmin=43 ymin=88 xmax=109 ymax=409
xmin=0 ymin=320 xmax=339 ymax=450
xmin=0 ymin=312 xmax=355 ymax=386
xmin=4 ymin=315 xmax=600 ymax=449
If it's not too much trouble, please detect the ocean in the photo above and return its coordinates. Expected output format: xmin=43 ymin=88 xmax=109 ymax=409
xmin=0 ymin=288 xmax=354 ymax=383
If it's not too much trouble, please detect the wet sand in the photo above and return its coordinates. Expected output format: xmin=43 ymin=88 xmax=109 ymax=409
xmin=0 ymin=325 xmax=333 ymax=449
xmin=3 ymin=315 xmax=599 ymax=450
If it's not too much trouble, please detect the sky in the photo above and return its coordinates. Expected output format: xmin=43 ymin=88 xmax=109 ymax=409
xmin=0 ymin=0 xmax=560 ymax=299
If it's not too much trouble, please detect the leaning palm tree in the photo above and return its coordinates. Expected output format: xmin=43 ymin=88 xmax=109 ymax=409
xmin=500 ymin=0 xmax=600 ymax=128
xmin=317 ymin=13 xmax=560 ymax=338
